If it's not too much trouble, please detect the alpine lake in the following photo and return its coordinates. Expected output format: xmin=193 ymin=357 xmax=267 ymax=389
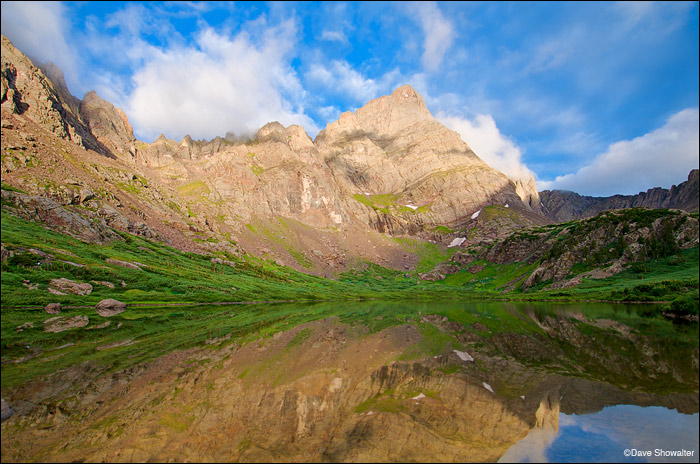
xmin=1 ymin=300 xmax=698 ymax=463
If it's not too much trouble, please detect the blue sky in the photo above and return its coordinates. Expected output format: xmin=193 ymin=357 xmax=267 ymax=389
xmin=1 ymin=1 xmax=698 ymax=196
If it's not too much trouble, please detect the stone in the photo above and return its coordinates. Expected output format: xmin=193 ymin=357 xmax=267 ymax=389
xmin=95 ymin=299 xmax=127 ymax=317
xmin=44 ymin=315 xmax=89 ymax=333
xmin=49 ymin=278 xmax=92 ymax=296
xmin=16 ymin=322 xmax=33 ymax=332
xmin=1 ymin=398 xmax=14 ymax=422
xmin=44 ymin=303 xmax=62 ymax=314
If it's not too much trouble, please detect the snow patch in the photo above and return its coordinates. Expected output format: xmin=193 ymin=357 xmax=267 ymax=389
xmin=448 ymin=237 xmax=466 ymax=248
xmin=483 ymin=382 xmax=494 ymax=393
xmin=505 ymin=203 xmax=509 ymax=208
xmin=453 ymin=350 xmax=474 ymax=362
xmin=405 ymin=204 xmax=418 ymax=210
xmin=471 ymin=209 xmax=481 ymax=219
xmin=412 ymin=393 xmax=426 ymax=400
xmin=520 ymin=395 xmax=525 ymax=400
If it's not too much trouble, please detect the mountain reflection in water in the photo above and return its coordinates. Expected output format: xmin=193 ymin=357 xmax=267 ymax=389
xmin=1 ymin=301 xmax=698 ymax=463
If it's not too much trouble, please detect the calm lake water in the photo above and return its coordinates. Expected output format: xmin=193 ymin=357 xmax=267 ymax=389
xmin=500 ymin=405 xmax=699 ymax=463
xmin=2 ymin=300 xmax=698 ymax=463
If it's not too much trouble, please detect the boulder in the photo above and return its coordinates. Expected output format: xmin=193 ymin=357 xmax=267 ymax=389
xmin=49 ymin=278 xmax=92 ymax=296
xmin=44 ymin=315 xmax=89 ymax=333
xmin=95 ymin=299 xmax=127 ymax=317
xmin=1 ymin=398 xmax=14 ymax=422
xmin=44 ymin=303 xmax=62 ymax=314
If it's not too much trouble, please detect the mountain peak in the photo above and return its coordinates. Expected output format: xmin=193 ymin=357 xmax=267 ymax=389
xmin=317 ymin=84 xmax=432 ymax=144
xmin=390 ymin=84 xmax=420 ymax=99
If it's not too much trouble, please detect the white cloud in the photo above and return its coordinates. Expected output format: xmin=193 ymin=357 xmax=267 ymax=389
xmin=0 ymin=1 xmax=79 ymax=90
xmin=439 ymin=112 xmax=535 ymax=182
xmin=538 ymin=108 xmax=699 ymax=196
xmin=320 ymin=29 xmax=347 ymax=43
xmin=305 ymin=60 xmax=404 ymax=105
xmin=409 ymin=2 xmax=455 ymax=72
xmin=125 ymin=21 xmax=318 ymax=141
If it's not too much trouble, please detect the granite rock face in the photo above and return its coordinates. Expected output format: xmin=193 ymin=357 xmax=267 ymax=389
xmin=80 ymin=90 xmax=136 ymax=157
xmin=315 ymin=85 xmax=543 ymax=234
xmin=1 ymin=36 xmax=113 ymax=158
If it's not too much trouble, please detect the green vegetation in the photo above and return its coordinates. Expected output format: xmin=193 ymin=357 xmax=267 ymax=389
xmin=393 ymin=237 xmax=456 ymax=273
xmin=176 ymin=180 xmax=210 ymax=197
xmin=1 ymin=205 xmax=698 ymax=392
xmin=353 ymin=193 xmax=429 ymax=215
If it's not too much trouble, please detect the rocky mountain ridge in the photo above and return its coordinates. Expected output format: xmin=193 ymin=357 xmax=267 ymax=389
xmin=1 ymin=35 xmax=546 ymax=275
xmin=1 ymin=35 xmax=698 ymax=278
xmin=540 ymin=169 xmax=699 ymax=222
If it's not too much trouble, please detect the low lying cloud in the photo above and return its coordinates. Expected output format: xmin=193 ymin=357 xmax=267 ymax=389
xmin=0 ymin=1 xmax=78 ymax=90
xmin=125 ymin=21 xmax=318 ymax=142
xmin=538 ymin=108 xmax=699 ymax=196
xmin=439 ymin=113 xmax=535 ymax=182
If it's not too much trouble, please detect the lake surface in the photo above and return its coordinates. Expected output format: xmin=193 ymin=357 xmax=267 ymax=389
xmin=1 ymin=300 xmax=698 ymax=462
xmin=501 ymin=405 xmax=699 ymax=463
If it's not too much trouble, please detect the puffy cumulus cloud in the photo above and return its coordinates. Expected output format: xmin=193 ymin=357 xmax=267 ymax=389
xmin=539 ymin=108 xmax=699 ymax=196
xmin=408 ymin=2 xmax=455 ymax=72
xmin=125 ymin=20 xmax=318 ymax=142
xmin=439 ymin=113 xmax=535 ymax=182
xmin=0 ymin=1 xmax=79 ymax=89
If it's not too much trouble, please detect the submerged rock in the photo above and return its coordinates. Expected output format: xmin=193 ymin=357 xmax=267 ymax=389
xmin=44 ymin=315 xmax=89 ymax=333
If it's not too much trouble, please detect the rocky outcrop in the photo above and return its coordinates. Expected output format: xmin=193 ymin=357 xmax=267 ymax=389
xmin=43 ymin=315 xmax=89 ymax=333
xmin=80 ymin=90 xmax=135 ymax=157
xmin=1 ymin=190 xmax=120 ymax=244
xmin=49 ymin=278 xmax=93 ymax=296
xmin=418 ymin=263 xmax=460 ymax=281
xmin=1 ymin=36 xmax=112 ymax=158
xmin=450 ymin=208 xmax=699 ymax=290
xmin=95 ymin=299 xmax=127 ymax=317
xmin=540 ymin=169 xmax=699 ymax=222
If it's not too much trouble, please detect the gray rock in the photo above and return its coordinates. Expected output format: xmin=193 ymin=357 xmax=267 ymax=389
xmin=95 ymin=299 xmax=127 ymax=317
xmin=49 ymin=278 xmax=92 ymax=296
xmin=1 ymin=398 xmax=14 ymax=422
xmin=44 ymin=303 xmax=62 ymax=314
